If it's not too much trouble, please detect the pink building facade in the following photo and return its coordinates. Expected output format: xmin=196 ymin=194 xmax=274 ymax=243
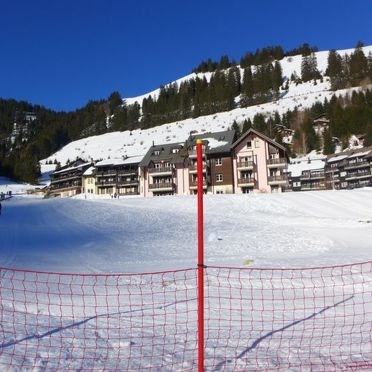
xmin=231 ymin=129 xmax=288 ymax=193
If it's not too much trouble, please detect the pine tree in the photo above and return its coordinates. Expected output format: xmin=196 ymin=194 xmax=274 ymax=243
xmin=231 ymin=120 xmax=241 ymax=138
xmin=326 ymin=50 xmax=344 ymax=90
xmin=322 ymin=129 xmax=335 ymax=154
xmin=349 ymin=42 xmax=368 ymax=84
xmin=301 ymin=53 xmax=321 ymax=82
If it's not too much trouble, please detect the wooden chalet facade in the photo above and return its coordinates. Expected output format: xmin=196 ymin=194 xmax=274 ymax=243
xmin=49 ymin=159 xmax=92 ymax=197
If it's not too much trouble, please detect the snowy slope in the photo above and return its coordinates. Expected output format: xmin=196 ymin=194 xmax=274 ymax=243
xmin=1 ymin=189 xmax=372 ymax=273
xmin=42 ymin=45 xmax=372 ymax=166
xmin=1 ymin=190 xmax=372 ymax=371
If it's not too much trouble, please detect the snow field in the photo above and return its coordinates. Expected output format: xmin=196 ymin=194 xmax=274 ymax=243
xmin=0 ymin=189 xmax=372 ymax=370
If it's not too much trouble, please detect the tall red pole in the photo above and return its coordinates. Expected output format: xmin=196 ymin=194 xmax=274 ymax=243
xmin=196 ymin=138 xmax=204 ymax=372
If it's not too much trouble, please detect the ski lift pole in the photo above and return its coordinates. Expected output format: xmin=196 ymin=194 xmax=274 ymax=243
xmin=196 ymin=138 xmax=205 ymax=372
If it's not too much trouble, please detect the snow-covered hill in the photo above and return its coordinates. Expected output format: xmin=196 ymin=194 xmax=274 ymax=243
xmin=43 ymin=46 xmax=372 ymax=166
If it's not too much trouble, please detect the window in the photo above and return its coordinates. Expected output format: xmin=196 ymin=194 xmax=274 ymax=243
xmin=154 ymin=150 xmax=160 ymax=156
xmin=247 ymin=141 xmax=252 ymax=148
xmin=172 ymin=148 xmax=179 ymax=154
xmin=215 ymin=158 xmax=222 ymax=166
xmin=216 ymin=190 xmax=224 ymax=194
xmin=255 ymin=140 xmax=260 ymax=148
xmin=155 ymin=163 xmax=161 ymax=168
xmin=216 ymin=174 xmax=223 ymax=182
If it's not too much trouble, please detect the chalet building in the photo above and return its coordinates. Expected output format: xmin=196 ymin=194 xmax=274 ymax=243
xmin=95 ymin=156 xmax=142 ymax=196
xmin=186 ymin=130 xmax=236 ymax=195
xmin=300 ymin=168 xmax=326 ymax=191
xmin=139 ymin=143 xmax=188 ymax=197
xmin=313 ymin=114 xmax=330 ymax=135
xmin=49 ymin=159 xmax=92 ymax=197
xmin=231 ymin=129 xmax=289 ymax=193
xmin=325 ymin=147 xmax=372 ymax=190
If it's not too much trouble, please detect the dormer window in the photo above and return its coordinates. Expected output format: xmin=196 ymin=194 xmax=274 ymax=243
xmin=154 ymin=150 xmax=160 ymax=156
xmin=172 ymin=148 xmax=179 ymax=154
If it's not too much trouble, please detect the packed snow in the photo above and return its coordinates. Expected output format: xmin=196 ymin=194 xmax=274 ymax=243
xmin=1 ymin=190 xmax=371 ymax=370
xmin=1 ymin=189 xmax=372 ymax=273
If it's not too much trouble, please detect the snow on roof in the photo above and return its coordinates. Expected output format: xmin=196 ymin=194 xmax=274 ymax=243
xmin=327 ymin=154 xmax=349 ymax=163
xmin=54 ymin=162 xmax=91 ymax=174
xmin=288 ymin=159 xmax=325 ymax=177
xmin=95 ymin=156 xmax=144 ymax=167
xmin=203 ymin=137 xmax=228 ymax=149
xmin=348 ymin=150 xmax=371 ymax=159
xmin=122 ymin=155 xmax=144 ymax=164
xmin=83 ymin=166 xmax=95 ymax=176
xmin=95 ymin=158 xmax=127 ymax=167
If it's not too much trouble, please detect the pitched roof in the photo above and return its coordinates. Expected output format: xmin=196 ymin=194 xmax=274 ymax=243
xmin=231 ymin=128 xmax=287 ymax=153
xmin=187 ymin=130 xmax=236 ymax=155
xmin=139 ymin=142 xmax=185 ymax=167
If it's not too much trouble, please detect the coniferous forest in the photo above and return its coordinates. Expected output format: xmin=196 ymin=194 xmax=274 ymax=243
xmin=1 ymin=42 xmax=372 ymax=183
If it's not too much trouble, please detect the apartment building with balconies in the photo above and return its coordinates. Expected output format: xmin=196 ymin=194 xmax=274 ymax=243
xmin=49 ymin=159 xmax=92 ymax=197
xmin=326 ymin=147 xmax=372 ymax=190
xmin=94 ymin=156 xmax=142 ymax=196
xmin=231 ymin=129 xmax=288 ymax=193
xmin=186 ymin=130 xmax=236 ymax=195
xmin=139 ymin=143 xmax=189 ymax=197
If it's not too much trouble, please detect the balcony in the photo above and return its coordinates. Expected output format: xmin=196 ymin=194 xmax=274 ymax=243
xmin=345 ymin=171 xmax=371 ymax=181
xmin=301 ymin=182 xmax=326 ymax=191
xmin=189 ymin=180 xmax=208 ymax=189
xmin=51 ymin=172 xmax=82 ymax=183
xmin=300 ymin=172 xmax=325 ymax=180
xmin=238 ymin=178 xmax=255 ymax=187
xmin=189 ymin=164 xmax=207 ymax=174
xmin=344 ymin=160 xmax=370 ymax=170
xmin=96 ymin=179 xmax=116 ymax=187
xmin=117 ymin=179 xmax=139 ymax=186
xmin=188 ymin=149 xmax=206 ymax=159
xmin=237 ymin=161 xmax=254 ymax=170
xmin=148 ymin=166 xmax=174 ymax=176
xmin=117 ymin=170 xmax=137 ymax=176
xmin=267 ymin=158 xmax=287 ymax=168
xmin=149 ymin=182 xmax=175 ymax=191
xmin=96 ymin=170 xmax=116 ymax=177
xmin=268 ymin=175 xmax=288 ymax=185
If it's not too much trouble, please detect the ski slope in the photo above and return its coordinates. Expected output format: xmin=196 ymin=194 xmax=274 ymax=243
xmin=1 ymin=190 xmax=372 ymax=370
xmin=1 ymin=189 xmax=372 ymax=273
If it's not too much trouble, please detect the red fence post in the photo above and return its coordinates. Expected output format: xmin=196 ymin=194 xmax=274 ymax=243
xmin=196 ymin=138 xmax=204 ymax=372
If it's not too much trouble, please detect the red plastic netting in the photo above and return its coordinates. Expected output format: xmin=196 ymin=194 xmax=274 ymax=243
xmin=0 ymin=261 xmax=371 ymax=371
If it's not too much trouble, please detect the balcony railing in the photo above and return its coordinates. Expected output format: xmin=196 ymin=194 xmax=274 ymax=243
xmin=96 ymin=180 xmax=116 ymax=186
xmin=148 ymin=166 xmax=174 ymax=174
xmin=189 ymin=164 xmax=207 ymax=173
xmin=345 ymin=170 xmax=371 ymax=181
xmin=149 ymin=182 xmax=175 ymax=190
xmin=188 ymin=149 xmax=206 ymax=158
xmin=189 ymin=180 xmax=207 ymax=189
xmin=238 ymin=178 xmax=255 ymax=186
xmin=267 ymin=158 xmax=287 ymax=167
xmin=237 ymin=161 xmax=254 ymax=169
xmin=300 ymin=172 xmax=325 ymax=180
xmin=117 ymin=179 xmax=139 ymax=186
xmin=344 ymin=160 xmax=370 ymax=170
xmin=268 ymin=175 xmax=288 ymax=184
xmin=117 ymin=170 xmax=138 ymax=176
xmin=96 ymin=170 xmax=116 ymax=177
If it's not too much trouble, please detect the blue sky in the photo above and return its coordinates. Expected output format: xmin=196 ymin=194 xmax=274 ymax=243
xmin=1 ymin=0 xmax=371 ymax=112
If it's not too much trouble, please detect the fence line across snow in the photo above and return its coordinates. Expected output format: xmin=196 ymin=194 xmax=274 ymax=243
xmin=0 ymin=261 xmax=371 ymax=371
